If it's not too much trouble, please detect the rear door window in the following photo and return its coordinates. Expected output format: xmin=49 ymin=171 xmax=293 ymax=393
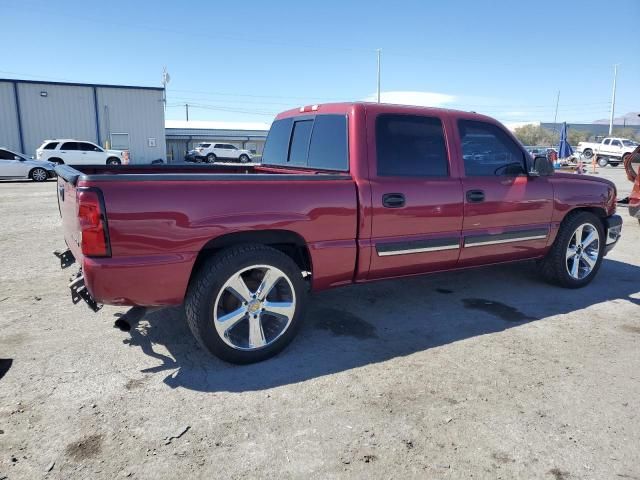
xmin=61 ymin=142 xmax=78 ymax=150
xmin=376 ymin=114 xmax=449 ymax=177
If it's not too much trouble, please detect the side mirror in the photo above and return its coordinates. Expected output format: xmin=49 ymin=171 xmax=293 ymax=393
xmin=529 ymin=155 xmax=554 ymax=176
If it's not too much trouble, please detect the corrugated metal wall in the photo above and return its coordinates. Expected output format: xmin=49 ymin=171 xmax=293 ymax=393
xmin=0 ymin=82 xmax=21 ymax=151
xmin=17 ymin=82 xmax=96 ymax=155
xmin=96 ymin=87 xmax=166 ymax=163
xmin=0 ymin=80 xmax=166 ymax=163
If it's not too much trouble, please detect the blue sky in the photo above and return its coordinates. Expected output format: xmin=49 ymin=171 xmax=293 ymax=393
xmin=1 ymin=0 xmax=638 ymax=126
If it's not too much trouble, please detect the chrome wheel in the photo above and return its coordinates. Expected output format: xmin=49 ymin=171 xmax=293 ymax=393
xmin=213 ymin=264 xmax=296 ymax=351
xmin=565 ymin=223 xmax=600 ymax=280
xmin=31 ymin=168 xmax=47 ymax=182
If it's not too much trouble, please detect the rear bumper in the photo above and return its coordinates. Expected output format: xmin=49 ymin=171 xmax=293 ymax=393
xmin=604 ymin=214 xmax=623 ymax=254
xmin=54 ymin=248 xmax=195 ymax=309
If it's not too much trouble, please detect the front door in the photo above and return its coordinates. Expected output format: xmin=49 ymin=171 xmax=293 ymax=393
xmin=0 ymin=150 xmax=25 ymax=177
xmin=455 ymin=119 xmax=553 ymax=266
xmin=367 ymin=113 xmax=464 ymax=279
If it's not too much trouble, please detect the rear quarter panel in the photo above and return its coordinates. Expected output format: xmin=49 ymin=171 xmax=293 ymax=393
xmin=80 ymin=178 xmax=358 ymax=306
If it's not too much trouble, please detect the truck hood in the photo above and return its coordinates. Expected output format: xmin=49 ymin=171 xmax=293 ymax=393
xmin=552 ymin=172 xmax=615 ymax=189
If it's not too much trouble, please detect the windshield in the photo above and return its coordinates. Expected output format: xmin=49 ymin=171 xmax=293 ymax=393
xmin=622 ymin=140 xmax=638 ymax=147
xmin=197 ymin=143 xmax=211 ymax=148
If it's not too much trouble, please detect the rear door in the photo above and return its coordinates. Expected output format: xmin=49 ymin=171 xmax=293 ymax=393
xmin=456 ymin=119 xmax=553 ymax=266
xmin=59 ymin=142 xmax=81 ymax=164
xmin=367 ymin=113 xmax=463 ymax=279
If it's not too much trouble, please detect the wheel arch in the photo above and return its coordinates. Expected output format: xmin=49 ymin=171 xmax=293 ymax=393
xmin=28 ymin=166 xmax=48 ymax=178
xmin=190 ymin=229 xmax=312 ymax=282
xmin=564 ymin=206 xmax=609 ymax=230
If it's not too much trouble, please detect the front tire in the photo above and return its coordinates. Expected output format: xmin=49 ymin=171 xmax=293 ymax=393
xmin=107 ymin=157 xmax=121 ymax=165
xmin=598 ymin=157 xmax=609 ymax=167
xmin=185 ymin=245 xmax=307 ymax=364
xmin=539 ymin=211 xmax=605 ymax=288
xmin=30 ymin=168 xmax=48 ymax=182
xmin=239 ymin=154 xmax=250 ymax=163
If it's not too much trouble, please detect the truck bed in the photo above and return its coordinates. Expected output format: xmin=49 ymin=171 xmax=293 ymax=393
xmin=55 ymin=163 xmax=358 ymax=306
xmin=55 ymin=163 xmax=349 ymax=186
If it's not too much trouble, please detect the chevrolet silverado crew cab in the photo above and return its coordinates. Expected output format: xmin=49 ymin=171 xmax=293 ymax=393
xmin=53 ymin=103 xmax=622 ymax=364
xmin=185 ymin=142 xmax=252 ymax=163
xmin=37 ymin=139 xmax=127 ymax=166
xmin=576 ymin=137 xmax=638 ymax=167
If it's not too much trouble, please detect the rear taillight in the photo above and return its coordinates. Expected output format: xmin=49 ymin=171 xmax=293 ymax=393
xmin=77 ymin=189 xmax=110 ymax=257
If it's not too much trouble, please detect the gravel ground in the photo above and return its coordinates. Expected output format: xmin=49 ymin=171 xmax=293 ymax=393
xmin=1 ymin=166 xmax=639 ymax=480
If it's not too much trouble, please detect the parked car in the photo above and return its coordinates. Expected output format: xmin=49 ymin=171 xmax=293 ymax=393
xmin=0 ymin=148 xmax=56 ymax=182
xmin=185 ymin=143 xmax=252 ymax=163
xmin=53 ymin=102 xmax=622 ymax=364
xmin=576 ymin=137 xmax=638 ymax=167
xmin=36 ymin=140 xmax=127 ymax=166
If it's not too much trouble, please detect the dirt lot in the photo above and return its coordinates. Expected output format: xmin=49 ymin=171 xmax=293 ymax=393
xmin=1 ymin=168 xmax=639 ymax=480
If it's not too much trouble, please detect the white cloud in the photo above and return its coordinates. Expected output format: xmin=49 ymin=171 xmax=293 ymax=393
xmin=363 ymin=91 xmax=455 ymax=108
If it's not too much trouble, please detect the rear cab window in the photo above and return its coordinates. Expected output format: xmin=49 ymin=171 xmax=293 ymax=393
xmin=262 ymin=114 xmax=348 ymax=171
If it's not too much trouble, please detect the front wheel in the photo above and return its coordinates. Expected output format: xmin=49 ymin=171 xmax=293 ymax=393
xmin=107 ymin=157 xmax=121 ymax=165
xmin=598 ymin=157 xmax=609 ymax=167
xmin=185 ymin=245 xmax=307 ymax=364
xmin=30 ymin=168 xmax=48 ymax=182
xmin=538 ymin=211 xmax=605 ymax=288
xmin=239 ymin=154 xmax=250 ymax=163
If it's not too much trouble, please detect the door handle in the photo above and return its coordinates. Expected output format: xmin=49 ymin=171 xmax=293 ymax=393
xmin=382 ymin=193 xmax=405 ymax=208
xmin=466 ymin=190 xmax=485 ymax=202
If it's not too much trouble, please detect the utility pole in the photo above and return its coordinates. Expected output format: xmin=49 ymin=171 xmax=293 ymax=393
xmin=553 ymin=90 xmax=560 ymax=140
xmin=376 ymin=49 xmax=382 ymax=103
xmin=161 ymin=66 xmax=170 ymax=113
xmin=185 ymin=103 xmax=189 ymax=122
xmin=609 ymin=64 xmax=618 ymax=135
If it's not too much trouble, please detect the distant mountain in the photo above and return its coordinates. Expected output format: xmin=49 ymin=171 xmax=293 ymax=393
xmin=593 ymin=111 xmax=640 ymax=125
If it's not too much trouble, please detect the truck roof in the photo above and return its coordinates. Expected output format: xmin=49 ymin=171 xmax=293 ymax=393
xmin=275 ymin=102 xmax=500 ymax=124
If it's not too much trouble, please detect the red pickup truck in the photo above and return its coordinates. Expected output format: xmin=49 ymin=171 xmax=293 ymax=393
xmin=54 ymin=103 xmax=622 ymax=363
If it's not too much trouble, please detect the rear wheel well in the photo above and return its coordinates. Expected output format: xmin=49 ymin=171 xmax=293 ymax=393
xmin=190 ymin=230 xmax=312 ymax=281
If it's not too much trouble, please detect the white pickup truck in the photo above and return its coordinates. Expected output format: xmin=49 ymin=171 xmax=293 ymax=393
xmin=576 ymin=137 xmax=638 ymax=167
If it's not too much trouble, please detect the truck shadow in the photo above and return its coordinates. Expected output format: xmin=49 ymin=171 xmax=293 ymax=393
xmin=121 ymin=258 xmax=640 ymax=392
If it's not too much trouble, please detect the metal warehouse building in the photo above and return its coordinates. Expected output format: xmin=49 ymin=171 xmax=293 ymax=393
xmin=165 ymin=120 xmax=269 ymax=162
xmin=0 ymin=78 xmax=166 ymax=163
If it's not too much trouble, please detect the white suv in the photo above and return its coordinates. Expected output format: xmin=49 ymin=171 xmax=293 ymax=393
xmin=36 ymin=140 xmax=127 ymax=165
xmin=187 ymin=143 xmax=252 ymax=163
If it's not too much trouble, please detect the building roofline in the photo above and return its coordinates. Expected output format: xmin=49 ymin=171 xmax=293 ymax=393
xmin=0 ymin=77 xmax=164 ymax=91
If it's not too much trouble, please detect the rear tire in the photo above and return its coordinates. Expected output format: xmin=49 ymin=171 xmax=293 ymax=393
xmin=206 ymin=153 xmax=216 ymax=164
xmin=538 ymin=211 xmax=605 ymax=288
xmin=107 ymin=157 xmax=121 ymax=165
xmin=184 ymin=244 xmax=307 ymax=364
xmin=583 ymin=149 xmax=593 ymax=159
xmin=598 ymin=157 xmax=609 ymax=167
xmin=30 ymin=167 xmax=48 ymax=182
